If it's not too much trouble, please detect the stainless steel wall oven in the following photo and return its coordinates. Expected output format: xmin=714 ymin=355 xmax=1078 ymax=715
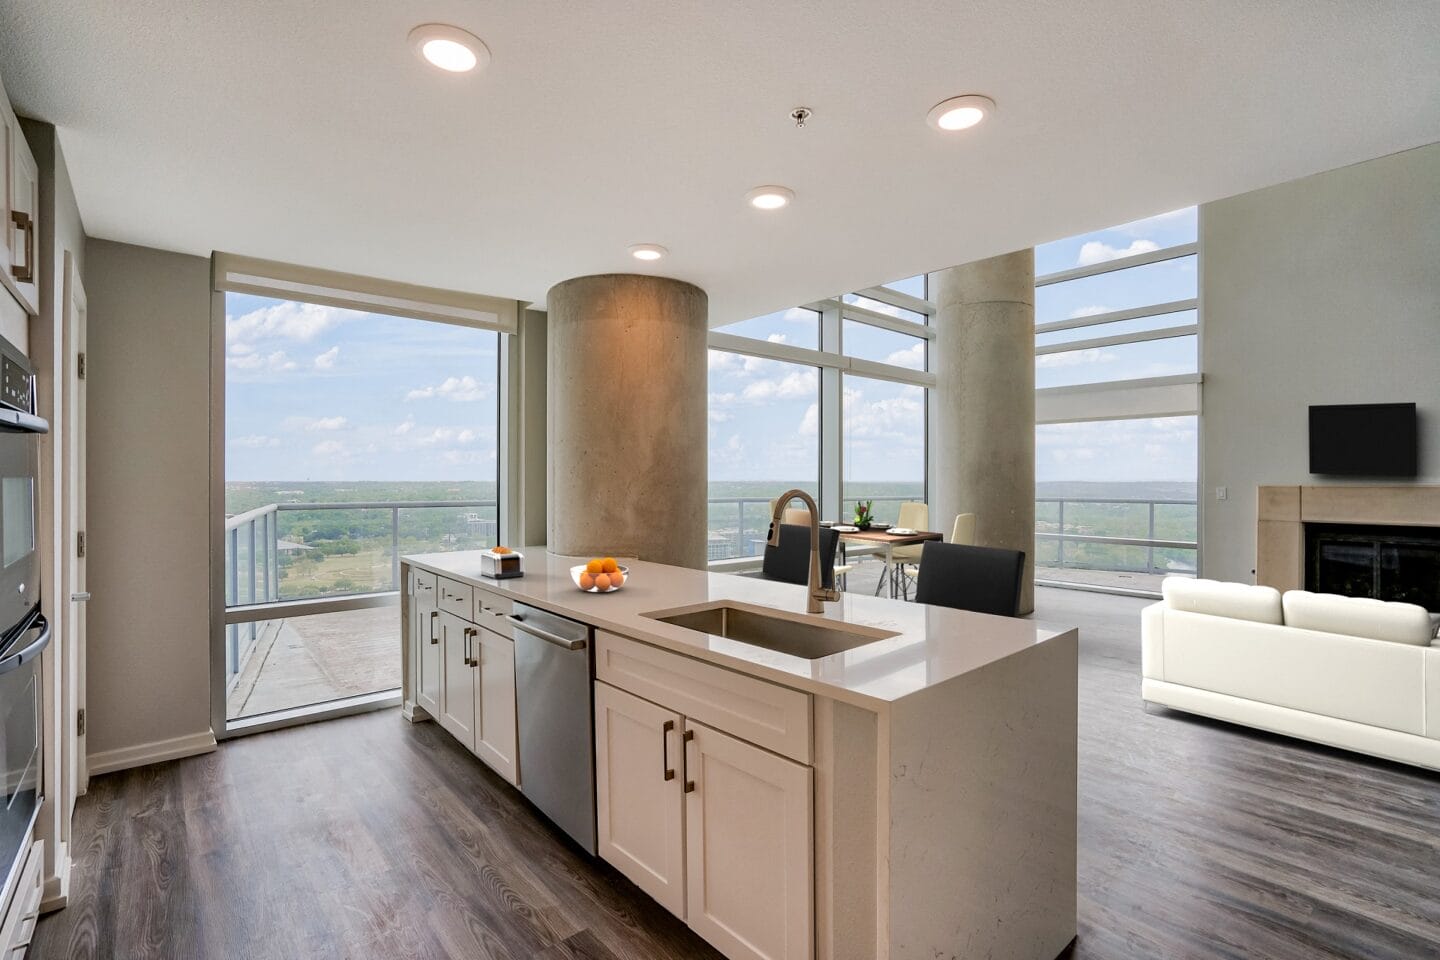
xmin=0 ymin=335 xmax=49 ymax=904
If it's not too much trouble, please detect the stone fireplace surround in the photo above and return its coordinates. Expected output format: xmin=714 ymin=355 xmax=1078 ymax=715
xmin=1256 ymin=486 xmax=1440 ymax=602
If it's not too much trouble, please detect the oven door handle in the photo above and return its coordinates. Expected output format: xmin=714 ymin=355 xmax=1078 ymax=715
xmin=0 ymin=614 xmax=50 ymax=675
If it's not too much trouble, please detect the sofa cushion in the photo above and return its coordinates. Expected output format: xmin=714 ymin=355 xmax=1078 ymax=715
xmin=1282 ymin=591 xmax=1434 ymax=646
xmin=1162 ymin=577 xmax=1282 ymax=625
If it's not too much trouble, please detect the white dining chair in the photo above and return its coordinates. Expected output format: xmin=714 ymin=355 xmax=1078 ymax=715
xmin=883 ymin=502 xmax=928 ymax=599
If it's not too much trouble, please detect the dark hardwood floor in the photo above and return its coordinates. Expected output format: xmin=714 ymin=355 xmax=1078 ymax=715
xmin=32 ymin=588 xmax=1440 ymax=959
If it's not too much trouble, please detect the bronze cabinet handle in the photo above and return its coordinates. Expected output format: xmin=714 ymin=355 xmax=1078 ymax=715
xmin=662 ymin=719 xmax=675 ymax=781
xmin=430 ymin=610 xmax=440 ymax=644
xmin=683 ymin=728 xmax=696 ymax=793
xmin=10 ymin=211 xmax=33 ymax=283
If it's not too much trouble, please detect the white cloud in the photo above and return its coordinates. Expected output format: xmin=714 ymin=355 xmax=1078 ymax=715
xmin=708 ymin=351 xmax=742 ymax=373
xmin=227 ymin=349 xmax=297 ymax=373
xmin=313 ymin=346 xmax=340 ymax=369
xmin=286 ymin=415 xmax=348 ymax=431
xmin=230 ymin=434 xmax=280 ymax=448
xmin=708 ymin=410 xmax=732 ymax=424
xmin=740 ymin=368 xmax=817 ymax=402
xmin=1076 ymin=239 xmax=1159 ymax=266
xmin=394 ymin=417 xmax=415 ymax=435
xmin=882 ymin=342 xmax=925 ymax=370
xmin=1068 ymin=305 xmax=1112 ymax=319
xmin=226 ymin=301 xmax=357 ymax=347
xmin=798 ymin=402 xmax=819 ymax=436
xmin=311 ymin=439 xmax=347 ymax=458
xmin=765 ymin=333 xmax=789 ymax=345
xmin=405 ymin=375 xmax=491 ymax=402
xmin=1036 ymin=348 xmax=1111 ymax=369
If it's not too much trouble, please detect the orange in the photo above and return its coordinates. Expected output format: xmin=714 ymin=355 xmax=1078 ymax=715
xmin=595 ymin=573 xmax=612 ymax=591
xmin=608 ymin=569 xmax=624 ymax=587
xmin=579 ymin=571 xmax=595 ymax=590
xmin=586 ymin=559 xmax=603 ymax=575
xmin=601 ymin=557 xmax=618 ymax=573
xmin=493 ymin=545 xmax=511 ymax=554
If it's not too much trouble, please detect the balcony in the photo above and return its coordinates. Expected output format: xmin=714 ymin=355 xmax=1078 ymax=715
xmin=224 ymin=499 xmax=496 ymax=721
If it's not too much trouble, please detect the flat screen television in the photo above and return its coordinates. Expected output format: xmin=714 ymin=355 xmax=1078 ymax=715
xmin=1309 ymin=403 xmax=1418 ymax=477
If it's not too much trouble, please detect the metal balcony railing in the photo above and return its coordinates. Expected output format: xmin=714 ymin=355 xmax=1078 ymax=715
xmin=222 ymin=499 xmax=497 ymax=688
xmin=1035 ymin=496 xmax=1198 ymax=576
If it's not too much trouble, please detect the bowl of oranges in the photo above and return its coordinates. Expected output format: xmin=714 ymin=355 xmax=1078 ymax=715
xmin=571 ymin=557 xmax=628 ymax=593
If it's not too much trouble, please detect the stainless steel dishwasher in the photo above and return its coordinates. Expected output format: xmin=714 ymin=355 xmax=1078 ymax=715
xmin=508 ymin=602 xmax=597 ymax=854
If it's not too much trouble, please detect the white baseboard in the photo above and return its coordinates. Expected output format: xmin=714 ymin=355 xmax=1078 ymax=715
xmin=87 ymin=730 xmax=218 ymax=777
xmin=40 ymin=848 xmax=69 ymax=914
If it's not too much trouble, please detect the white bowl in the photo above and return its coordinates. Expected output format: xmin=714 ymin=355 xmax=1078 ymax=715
xmin=570 ymin=563 xmax=630 ymax=593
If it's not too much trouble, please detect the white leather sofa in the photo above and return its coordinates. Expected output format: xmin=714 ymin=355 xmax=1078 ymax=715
xmin=1142 ymin=578 xmax=1440 ymax=771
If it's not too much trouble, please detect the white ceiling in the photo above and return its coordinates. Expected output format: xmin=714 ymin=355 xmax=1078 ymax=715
xmin=1 ymin=1 xmax=1437 ymax=325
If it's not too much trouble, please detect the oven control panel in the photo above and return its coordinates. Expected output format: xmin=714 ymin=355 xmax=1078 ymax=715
xmin=0 ymin=354 xmax=32 ymax=415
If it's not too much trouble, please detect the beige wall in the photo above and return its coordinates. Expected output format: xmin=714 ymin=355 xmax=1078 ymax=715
xmin=1200 ymin=143 xmax=1440 ymax=582
xmin=83 ymin=239 xmax=213 ymax=760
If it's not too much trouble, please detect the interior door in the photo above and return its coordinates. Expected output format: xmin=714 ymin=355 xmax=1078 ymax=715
xmin=684 ymin=720 xmax=813 ymax=960
xmin=595 ymin=681 xmax=686 ymax=918
xmin=62 ymin=252 xmax=88 ymax=803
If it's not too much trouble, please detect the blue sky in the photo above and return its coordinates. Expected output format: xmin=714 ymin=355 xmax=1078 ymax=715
xmin=225 ymin=293 xmax=499 ymax=482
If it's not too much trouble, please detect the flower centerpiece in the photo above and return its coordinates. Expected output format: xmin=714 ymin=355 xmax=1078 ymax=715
xmin=852 ymin=499 xmax=875 ymax=530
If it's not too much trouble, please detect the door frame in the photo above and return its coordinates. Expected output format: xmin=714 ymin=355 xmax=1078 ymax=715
xmin=60 ymin=251 xmax=87 ymax=798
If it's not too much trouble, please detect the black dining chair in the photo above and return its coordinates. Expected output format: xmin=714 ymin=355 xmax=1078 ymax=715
xmin=912 ymin=541 xmax=1026 ymax=617
xmin=761 ymin=523 xmax=840 ymax=590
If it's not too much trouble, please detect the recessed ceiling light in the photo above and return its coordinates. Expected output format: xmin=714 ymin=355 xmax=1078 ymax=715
xmin=409 ymin=24 xmax=490 ymax=73
xmin=926 ymin=94 xmax=996 ymax=132
xmin=628 ymin=244 xmax=668 ymax=261
xmin=746 ymin=185 xmax=795 ymax=210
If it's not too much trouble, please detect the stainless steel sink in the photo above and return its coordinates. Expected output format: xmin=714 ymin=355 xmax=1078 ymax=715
xmin=646 ymin=602 xmax=898 ymax=660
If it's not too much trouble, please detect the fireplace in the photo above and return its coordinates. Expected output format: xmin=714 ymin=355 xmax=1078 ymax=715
xmin=1305 ymin=523 xmax=1440 ymax=612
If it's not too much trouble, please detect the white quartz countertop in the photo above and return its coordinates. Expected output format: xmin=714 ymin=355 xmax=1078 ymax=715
xmin=403 ymin=548 xmax=1076 ymax=710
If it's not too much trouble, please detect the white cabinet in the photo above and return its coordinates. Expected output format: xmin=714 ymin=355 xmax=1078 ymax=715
xmin=684 ymin=720 xmax=812 ymax=960
xmin=473 ymin=625 xmax=518 ymax=785
xmin=406 ymin=568 xmax=519 ymax=786
xmin=595 ymin=639 xmax=815 ymax=960
xmin=437 ymin=610 xmax=477 ymax=750
xmin=0 ymin=75 xmax=40 ymax=316
xmin=414 ymin=573 xmax=442 ymax=718
xmin=595 ymin=680 xmax=686 ymax=918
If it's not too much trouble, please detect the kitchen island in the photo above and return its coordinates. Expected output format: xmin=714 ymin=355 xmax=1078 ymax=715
xmin=401 ymin=548 xmax=1078 ymax=960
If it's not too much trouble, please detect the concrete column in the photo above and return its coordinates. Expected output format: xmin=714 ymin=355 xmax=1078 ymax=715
xmin=932 ymin=250 xmax=1037 ymax=613
xmin=547 ymin=274 xmax=708 ymax=568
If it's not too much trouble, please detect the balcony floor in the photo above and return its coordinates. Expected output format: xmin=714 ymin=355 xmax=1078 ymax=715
xmin=228 ymin=606 xmax=399 ymax=720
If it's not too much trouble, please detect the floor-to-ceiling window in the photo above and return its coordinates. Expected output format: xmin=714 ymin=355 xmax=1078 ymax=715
xmin=215 ymin=255 xmax=515 ymax=734
xmin=707 ymin=277 xmax=933 ymax=564
xmin=1033 ymin=209 xmax=1200 ymax=592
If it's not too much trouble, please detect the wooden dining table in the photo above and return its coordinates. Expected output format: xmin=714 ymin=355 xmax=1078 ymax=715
xmin=832 ymin=526 xmax=944 ymax=599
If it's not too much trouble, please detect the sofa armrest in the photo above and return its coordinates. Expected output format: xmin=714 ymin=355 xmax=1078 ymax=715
xmin=1427 ymin=648 xmax=1440 ymax=740
xmin=1141 ymin=602 xmax=1166 ymax=681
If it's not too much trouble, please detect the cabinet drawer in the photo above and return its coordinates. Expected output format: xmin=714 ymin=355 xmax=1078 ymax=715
xmin=597 ymin=632 xmax=812 ymax=764
xmin=438 ymin=576 xmax=473 ymax=618
xmin=411 ymin=569 xmax=438 ymax=606
xmin=473 ymin=589 xmax=514 ymax=635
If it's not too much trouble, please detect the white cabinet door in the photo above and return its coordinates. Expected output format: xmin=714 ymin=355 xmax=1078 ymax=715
xmin=595 ymin=681 xmax=686 ymax=918
xmin=685 ymin=720 xmax=813 ymax=960
xmin=2 ymin=106 xmax=39 ymax=316
xmin=437 ymin=611 xmax=476 ymax=750
xmin=473 ymin=626 xmax=518 ymax=785
xmin=416 ymin=604 xmax=442 ymax=718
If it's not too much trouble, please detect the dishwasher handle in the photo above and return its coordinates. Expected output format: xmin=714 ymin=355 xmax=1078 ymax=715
xmin=507 ymin=614 xmax=587 ymax=651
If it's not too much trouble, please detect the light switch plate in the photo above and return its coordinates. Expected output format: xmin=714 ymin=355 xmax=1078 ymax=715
xmin=1216 ymin=486 xmax=1228 ymax=501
